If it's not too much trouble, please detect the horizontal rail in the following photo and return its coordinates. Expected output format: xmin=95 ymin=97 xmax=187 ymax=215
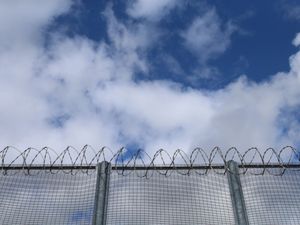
xmin=1 ymin=163 xmax=300 ymax=171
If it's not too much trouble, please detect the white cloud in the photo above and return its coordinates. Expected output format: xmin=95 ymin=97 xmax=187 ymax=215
xmin=0 ymin=1 xmax=300 ymax=160
xmin=293 ymin=33 xmax=300 ymax=47
xmin=0 ymin=0 xmax=72 ymax=48
xmin=126 ymin=0 xmax=180 ymax=21
xmin=181 ymin=8 xmax=235 ymax=62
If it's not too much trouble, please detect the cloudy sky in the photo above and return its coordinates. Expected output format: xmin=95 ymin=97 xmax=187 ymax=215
xmin=1 ymin=0 xmax=300 ymax=156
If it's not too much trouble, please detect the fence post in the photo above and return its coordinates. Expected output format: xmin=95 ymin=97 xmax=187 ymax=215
xmin=92 ymin=161 xmax=111 ymax=225
xmin=227 ymin=160 xmax=249 ymax=225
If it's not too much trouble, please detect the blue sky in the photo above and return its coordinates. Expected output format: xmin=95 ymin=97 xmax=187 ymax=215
xmin=1 ymin=0 xmax=300 ymax=154
xmin=52 ymin=0 xmax=300 ymax=88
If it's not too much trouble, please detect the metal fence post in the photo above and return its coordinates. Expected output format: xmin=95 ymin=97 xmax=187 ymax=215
xmin=227 ymin=160 xmax=249 ymax=225
xmin=92 ymin=161 xmax=111 ymax=225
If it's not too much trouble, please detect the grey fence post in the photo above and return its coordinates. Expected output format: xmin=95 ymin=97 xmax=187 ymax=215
xmin=227 ymin=160 xmax=249 ymax=225
xmin=92 ymin=161 xmax=111 ymax=225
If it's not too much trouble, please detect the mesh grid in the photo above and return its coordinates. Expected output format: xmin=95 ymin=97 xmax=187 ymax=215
xmin=240 ymin=168 xmax=300 ymax=225
xmin=106 ymin=170 xmax=235 ymax=225
xmin=0 ymin=170 xmax=97 ymax=225
xmin=1 ymin=165 xmax=300 ymax=224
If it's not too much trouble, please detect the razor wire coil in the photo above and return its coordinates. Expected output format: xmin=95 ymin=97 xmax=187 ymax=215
xmin=0 ymin=145 xmax=299 ymax=176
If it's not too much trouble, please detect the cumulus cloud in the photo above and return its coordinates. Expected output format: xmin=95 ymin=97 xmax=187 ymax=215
xmin=126 ymin=0 xmax=180 ymax=21
xmin=181 ymin=8 xmax=235 ymax=62
xmin=0 ymin=1 xmax=300 ymax=159
xmin=0 ymin=0 xmax=72 ymax=47
xmin=293 ymin=33 xmax=300 ymax=46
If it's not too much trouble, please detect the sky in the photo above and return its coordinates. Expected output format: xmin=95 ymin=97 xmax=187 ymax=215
xmin=1 ymin=0 xmax=300 ymax=156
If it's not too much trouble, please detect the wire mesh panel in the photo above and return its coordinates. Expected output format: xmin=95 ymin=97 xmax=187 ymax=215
xmin=0 ymin=144 xmax=300 ymax=225
xmin=106 ymin=169 xmax=235 ymax=225
xmin=0 ymin=170 xmax=97 ymax=225
xmin=240 ymin=168 xmax=300 ymax=225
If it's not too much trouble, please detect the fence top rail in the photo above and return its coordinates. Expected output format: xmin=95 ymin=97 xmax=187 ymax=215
xmin=0 ymin=145 xmax=299 ymax=176
xmin=1 ymin=164 xmax=300 ymax=176
xmin=1 ymin=163 xmax=300 ymax=170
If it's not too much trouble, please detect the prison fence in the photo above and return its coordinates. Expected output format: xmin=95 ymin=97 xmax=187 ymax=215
xmin=0 ymin=146 xmax=300 ymax=225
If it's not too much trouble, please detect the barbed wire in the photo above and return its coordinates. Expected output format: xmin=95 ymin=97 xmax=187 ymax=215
xmin=0 ymin=145 xmax=299 ymax=176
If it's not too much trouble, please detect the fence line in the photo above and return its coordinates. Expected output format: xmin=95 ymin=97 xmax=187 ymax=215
xmin=1 ymin=148 xmax=300 ymax=224
xmin=0 ymin=146 xmax=299 ymax=176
